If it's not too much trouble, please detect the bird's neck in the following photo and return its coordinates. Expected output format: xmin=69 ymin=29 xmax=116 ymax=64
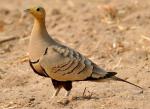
xmin=31 ymin=19 xmax=47 ymax=37
xmin=29 ymin=18 xmax=55 ymax=61
xmin=30 ymin=18 xmax=56 ymax=44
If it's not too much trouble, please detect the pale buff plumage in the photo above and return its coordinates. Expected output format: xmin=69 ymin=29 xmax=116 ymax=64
xmin=25 ymin=6 xmax=142 ymax=97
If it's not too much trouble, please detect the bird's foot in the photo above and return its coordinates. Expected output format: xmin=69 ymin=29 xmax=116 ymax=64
xmin=49 ymin=87 xmax=62 ymax=104
xmin=56 ymin=97 xmax=70 ymax=106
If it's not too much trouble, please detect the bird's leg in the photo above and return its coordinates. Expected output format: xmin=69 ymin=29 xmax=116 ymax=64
xmin=51 ymin=79 xmax=63 ymax=98
xmin=65 ymin=90 xmax=71 ymax=97
xmin=62 ymin=81 xmax=72 ymax=97
xmin=52 ymin=87 xmax=61 ymax=98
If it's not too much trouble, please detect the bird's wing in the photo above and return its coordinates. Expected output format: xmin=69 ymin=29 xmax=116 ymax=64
xmin=38 ymin=45 xmax=143 ymax=89
xmin=38 ymin=44 xmax=109 ymax=81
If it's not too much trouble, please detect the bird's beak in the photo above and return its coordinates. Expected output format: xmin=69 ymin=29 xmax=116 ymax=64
xmin=24 ymin=9 xmax=31 ymax=13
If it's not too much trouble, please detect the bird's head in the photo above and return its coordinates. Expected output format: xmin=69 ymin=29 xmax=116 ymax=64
xmin=25 ymin=6 xmax=46 ymax=21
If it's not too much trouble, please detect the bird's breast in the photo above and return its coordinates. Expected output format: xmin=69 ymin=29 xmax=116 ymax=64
xmin=28 ymin=39 xmax=50 ymax=61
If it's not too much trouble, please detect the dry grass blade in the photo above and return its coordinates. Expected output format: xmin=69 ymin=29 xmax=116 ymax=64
xmin=141 ymin=35 xmax=150 ymax=41
xmin=112 ymin=58 xmax=122 ymax=70
xmin=0 ymin=36 xmax=18 ymax=44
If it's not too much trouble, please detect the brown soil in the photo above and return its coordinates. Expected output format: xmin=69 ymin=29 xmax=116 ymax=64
xmin=0 ymin=0 xmax=150 ymax=109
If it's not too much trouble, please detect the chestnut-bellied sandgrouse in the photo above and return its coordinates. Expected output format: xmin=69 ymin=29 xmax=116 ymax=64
xmin=25 ymin=6 xmax=142 ymax=97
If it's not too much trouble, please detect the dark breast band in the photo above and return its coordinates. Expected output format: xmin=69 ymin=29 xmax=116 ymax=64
xmin=29 ymin=59 xmax=49 ymax=77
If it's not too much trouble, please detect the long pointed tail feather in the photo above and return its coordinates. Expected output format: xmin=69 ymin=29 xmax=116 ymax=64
xmin=87 ymin=71 xmax=143 ymax=90
xmin=111 ymin=76 xmax=143 ymax=90
xmin=105 ymin=72 xmax=143 ymax=89
xmin=104 ymin=72 xmax=143 ymax=90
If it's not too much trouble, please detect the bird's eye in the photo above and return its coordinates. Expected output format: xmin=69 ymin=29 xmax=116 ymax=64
xmin=36 ymin=8 xmax=40 ymax=11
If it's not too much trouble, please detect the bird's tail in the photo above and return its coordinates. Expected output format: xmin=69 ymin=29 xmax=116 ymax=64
xmin=107 ymin=72 xmax=143 ymax=90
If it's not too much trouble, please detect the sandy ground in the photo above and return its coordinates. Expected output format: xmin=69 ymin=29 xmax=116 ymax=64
xmin=0 ymin=0 xmax=150 ymax=109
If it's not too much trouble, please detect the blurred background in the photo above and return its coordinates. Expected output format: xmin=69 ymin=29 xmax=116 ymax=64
xmin=0 ymin=0 xmax=150 ymax=109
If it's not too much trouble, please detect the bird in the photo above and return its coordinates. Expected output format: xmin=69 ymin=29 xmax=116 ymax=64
xmin=25 ymin=6 xmax=142 ymax=98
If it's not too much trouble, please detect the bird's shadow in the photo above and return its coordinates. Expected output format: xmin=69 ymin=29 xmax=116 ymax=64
xmin=56 ymin=93 xmax=99 ymax=106
xmin=56 ymin=88 xmax=99 ymax=106
xmin=56 ymin=95 xmax=99 ymax=106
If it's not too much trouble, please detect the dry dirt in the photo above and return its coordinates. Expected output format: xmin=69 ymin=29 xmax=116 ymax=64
xmin=0 ymin=0 xmax=150 ymax=109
